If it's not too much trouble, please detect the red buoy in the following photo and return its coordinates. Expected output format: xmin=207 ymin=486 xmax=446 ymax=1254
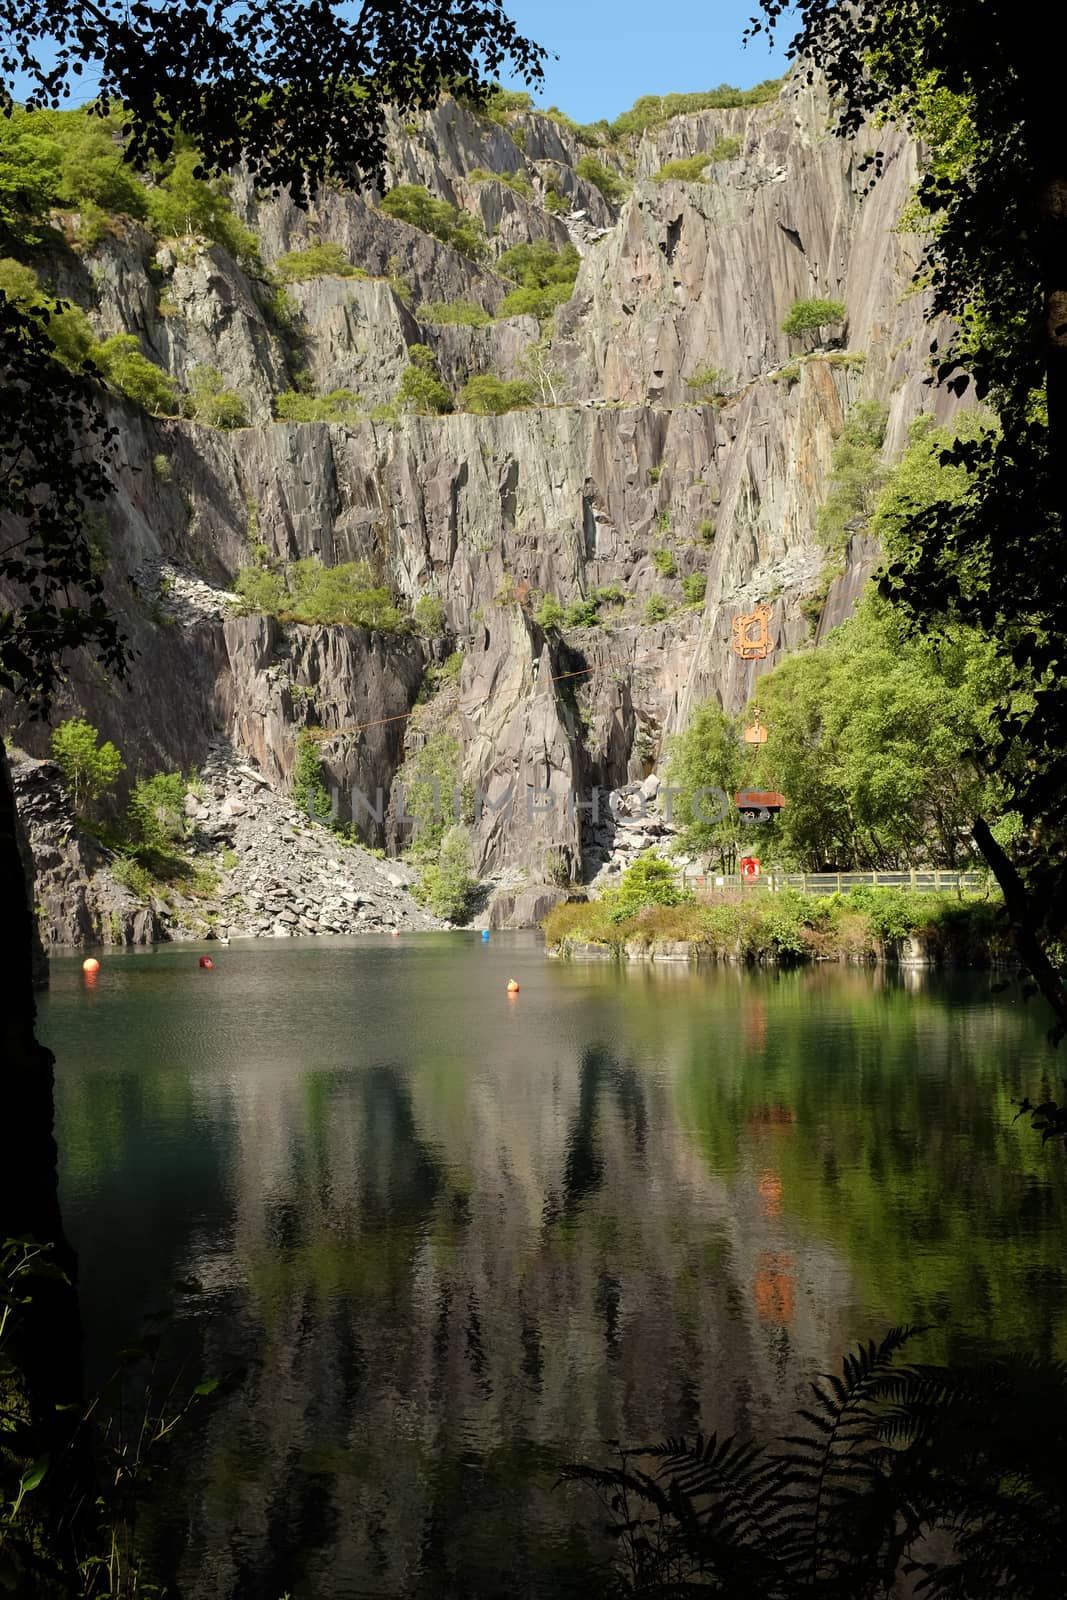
xmin=199 ymin=956 xmax=214 ymax=969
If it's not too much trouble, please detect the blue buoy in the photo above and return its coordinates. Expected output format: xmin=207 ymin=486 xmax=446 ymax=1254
xmin=481 ymin=929 xmax=490 ymax=942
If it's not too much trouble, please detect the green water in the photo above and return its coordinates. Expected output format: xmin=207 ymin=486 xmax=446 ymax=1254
xmin=39 ymin=935 xmax=1067 ymax=1598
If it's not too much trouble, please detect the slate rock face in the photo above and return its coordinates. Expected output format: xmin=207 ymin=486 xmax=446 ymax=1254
xmin=6 ymin=77 xmax=964 ymax=936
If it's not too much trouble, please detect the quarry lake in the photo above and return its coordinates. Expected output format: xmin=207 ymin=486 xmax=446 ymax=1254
xmin=39 ymin=937 xmax=1067 ymax=1599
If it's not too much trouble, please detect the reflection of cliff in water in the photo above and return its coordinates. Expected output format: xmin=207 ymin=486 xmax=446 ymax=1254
xmin=172 ymin=1039 xmax=851 ymax=1597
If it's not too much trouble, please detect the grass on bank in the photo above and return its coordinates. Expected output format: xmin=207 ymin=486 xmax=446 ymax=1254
xmin=543 ymin=875 xmax=1009 ymax=963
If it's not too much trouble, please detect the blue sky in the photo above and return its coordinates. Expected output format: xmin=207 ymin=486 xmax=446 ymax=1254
xmin=8 ymin=1 xmax=793 ymax=123
xmin=498 ymin=0 xmax=792 ymax=123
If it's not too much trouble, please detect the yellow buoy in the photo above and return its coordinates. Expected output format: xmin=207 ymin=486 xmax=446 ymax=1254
xmin=82 ymin=957 xmax=100 ymax=975
xmin=506 ymin=979 xmax=520 ymax=994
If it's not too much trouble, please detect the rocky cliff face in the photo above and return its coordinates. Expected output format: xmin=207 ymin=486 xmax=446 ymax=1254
xmin=4 ymin=74 xmax=959 ymax=937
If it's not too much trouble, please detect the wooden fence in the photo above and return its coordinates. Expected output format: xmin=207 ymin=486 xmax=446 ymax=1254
xmin=678 ymin=868 xmax=987 ymax=895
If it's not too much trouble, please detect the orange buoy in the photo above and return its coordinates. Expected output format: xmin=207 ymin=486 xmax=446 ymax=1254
xmin=506 ymin=979 xmax=520 ymax=994
xmin=82 ymin=957 xmax=100 ymax=974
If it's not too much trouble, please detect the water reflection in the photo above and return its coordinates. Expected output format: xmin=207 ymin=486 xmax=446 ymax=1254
xmin=39 ymin=938 xmax=1067 ymax=1598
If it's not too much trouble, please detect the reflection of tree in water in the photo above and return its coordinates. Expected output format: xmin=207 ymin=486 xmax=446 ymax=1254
xmin=547 ymin=1045 xmax=649 ymax=1224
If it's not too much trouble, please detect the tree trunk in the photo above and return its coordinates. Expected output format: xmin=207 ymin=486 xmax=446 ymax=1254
xmin=972 ymin=815 xmax=1067 ymax=1040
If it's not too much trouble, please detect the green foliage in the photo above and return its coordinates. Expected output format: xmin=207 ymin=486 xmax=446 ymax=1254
xmin=468 ymin=166 xmax=533 ymax=198
xmin=644 ymin=593 xmax=670 ymax=622
xmin=479 ymin=86 xmax=535 ymax=123
xmin=816 ymin=400 xmax=889 ymax=557
xmin=782 ymin=295 xmax=847 ymax=339
xmin=416 ymin=299 xmax=491 ymax=326
xmin=233 ymin=566 xmax=287 ymax=614
xmin=110 ymin=854 xmax=155 ymax=898
xmin=127 ymin=771 xmax=186 ymax=848
xmin=771 ymin=360 xmax=802 ymax=385
xmin=496 ymin=239 xmax=580 ymax=289
xmin=574 ymin=155 xmax=629 ymax=205
xmin=699 ymin=518 xmax=716 ymax=542
xmin=396 ymin=342 xmax=452 ymax=414
xmin=292 ymin=729 xmax=330 ymax=820
xmin=0 ymin=105 xmax=151 ymax=246
xmin=152 ymin=453 xmax=172 ymax=482
xmin=606 ymin=856 xmax=690 ymax=921
xmin=51 ymin=717 xmax=124 ymax=815
xmin=534 ymin=594 xmax=565 ymax=630
xmin=93 ymin=333 xmax=179 ymax=414
xmin=274 ymin=388 xmax=363 ymax=422
xmin=606 ymin=81 xmax=781 ymax=142
xmin=652 ymin=547 xmax=677 ymax=577
xmin=145 ymin=151 xmax=260 ymax=268
xmin=414 ymin=824 xmax=478 ymax=921
xmin=397 ymin=728 xmax=462 ymax=855
xmin=664 ymin=701 xmax=745 ymax=867
xmin=272 ymin=242 xmax=365 ymax=282
xmin=413 ymin=594 xmax=446 ymax=635
xmin=654 ymin=155 xmax=711 ymax=182
xmin=183 ymin=365 xmax=248 ymax=428
xmin=753 ymin=592 xmax=1018 ymax=870
xmin=563 ymin=597 xmax=599 ymax=628
xmin=685 ymin=362 xmax=729 ymax=401
xmin=496 ymin=282 xmax=573 ymax=320
xmin=234 ymin=557 xmax=404 ymax=630
xmin=682 ymin=572 xmax=707 ymax=605
xmin=458 ymin=373 xmax=533 ymax=414
xmin=378 ymin=184 xmax=486 ymax=259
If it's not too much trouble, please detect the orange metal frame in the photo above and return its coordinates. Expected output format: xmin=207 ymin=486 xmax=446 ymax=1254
xmin=731 ymin=604 xmax=773 ymax=660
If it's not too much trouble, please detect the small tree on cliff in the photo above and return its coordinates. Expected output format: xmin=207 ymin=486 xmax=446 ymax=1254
xmin=781 ymin=296 xmax=846 ymax=346
xmin=50 ymin=717 xmax=124 ymax=817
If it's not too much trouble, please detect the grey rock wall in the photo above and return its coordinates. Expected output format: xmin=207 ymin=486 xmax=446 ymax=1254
xmin=4 ymin=74 xmax=968 ymax=933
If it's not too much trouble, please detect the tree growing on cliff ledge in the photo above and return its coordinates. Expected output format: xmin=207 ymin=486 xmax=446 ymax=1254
xmin=750 ymin=0 xmax=1067 ymax=1036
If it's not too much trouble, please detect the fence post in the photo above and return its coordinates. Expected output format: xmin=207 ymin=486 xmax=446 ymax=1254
xmin=837 ymin=872 xmax=842 ymax=894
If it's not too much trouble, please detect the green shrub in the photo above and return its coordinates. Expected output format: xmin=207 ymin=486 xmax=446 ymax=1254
xmin=183 ymin=365 xmax=248 ymax=428
xmin=497 ymin=240 xmax=580 ymax=288
xmin=496 ymin=282 xmax=573 ymax=320
xmin=815 ymin=401 xmax=889 ymax=555
xmin=234 ymin=558 xmax=405 ymax=630
xmin=606 ymin=857 xmax=690 ymax=921
xmin=93 ymin=334 xmax=178 ymax=414
xmin=414 ymin=826 xmax=478 ymax=922
xmin=128 ymin=772 xmax=186 ymax=848
xmin=292 ymin=729 xmax=331 ymax=820
xmin=146 ymin=151 xmax=260 ymax=268
xmin=686 ymin=363 xmax=729 ymax=401
xmin=575 ymin=155 xmax=629 ymax=204
xmin=699 ymin=518 xmax=716 ymax=542
xmin=682 ymin=573 xmax=707 ymax=605
xmin=416 ymin=299 xmax=491 ymax=327
xmin=782 ymin=296 xmax=846 ymax=340
xmin=51 ymin=718 xmax=124 ymax=816
xmin=458 ymin=373 xmax=533 ymax=414
xmin=397 ymin=344 xmax=453 ymax=414
xmin=534 ymin=594 xmax=565 ymax=629
xmin=468 ymin=167 xmax=533 ymax=198
xmin=644 ymin=593 xmax=670 ymax=622
xmin=233 ymin=567 xmax=287 ymax=613
xmin=653 ymin=548 xmax=677 ymax=577
xmin=414 ymin=594 xmax=447 ymax=635
xmin=274 ymin=388 xmax=363 ymax=423
xmin=607 ymin=82 xmax=780 ymax=142
xmin=479 ymin=86 xmax=535 ymax=123
xmin=110 ymin=855 xmax=156 ymax=899
xmin=272 ymin=242 xmax=365 ymax=282
xmin=379 ymin=184 xmax=486 ymax=259
xmin=771 ymin=361 xmax=803 ymax=386
xmin=152 ymin=453 xmax=173 ymax=482
xmin=654 ymin=155 xmax=711 ymax=182
xmin=563 ymin=597 xmax=600 ymax=628
xmin=594 ymin=583 xmax=625 ymax=607
xmin=710 ymin=135 xmax=743 ymax=162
